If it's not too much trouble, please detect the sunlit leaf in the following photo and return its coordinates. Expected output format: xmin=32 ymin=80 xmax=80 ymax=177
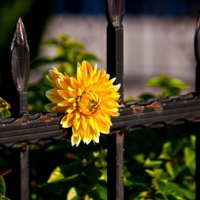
xmin=144 ymin=158 xmax=162 ymax=168
xmin=47 ymin=166 xmax=78 ymax=183
xmin=0 ymin=176 xmax=5 ymax=195
xmin=165 ymin=161 xmax=175 ymax=179
xmin=47 ymin=166 xmax=65 ymax=183
xmin=170 ymin=78 xmax=189 ymax=89
xmin=67 ymin=187 xmax=78 ymax=200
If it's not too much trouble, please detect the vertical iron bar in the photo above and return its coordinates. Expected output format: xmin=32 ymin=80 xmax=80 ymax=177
xmin=20 ymin=145 xmax=29 ymax=200
xmin=194 ymin=12 xmax=200 ymax=200
xmin=195 ymin=12 xmax=200 ymax=94
xmin=107 ymin=131 xmax=124 ymax=200
xmin=105 ymin=0 xmax=125 ymax=199
xmin=11 ymin=17 xmax=30 ymax=200
xmin=116 ymin=132 xmax=124 ymax=199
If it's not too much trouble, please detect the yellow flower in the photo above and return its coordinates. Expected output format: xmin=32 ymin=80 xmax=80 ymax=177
xmin=46 ymin=61 xmax=120 ymax=146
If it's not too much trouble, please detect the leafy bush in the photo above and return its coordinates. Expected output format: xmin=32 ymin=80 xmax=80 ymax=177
xmin=124 ymin=127 xmax=195 ymax=200
xmin=0 ymin=98 xmax=11 ymax=199
xmin=124 ymin=76 xmax=195 ymax=199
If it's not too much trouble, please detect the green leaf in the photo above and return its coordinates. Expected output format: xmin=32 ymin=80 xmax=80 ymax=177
xmin=165 ymin=161 xmax=175 ymax=179
xmin=146 ymin=75 xmax=164 ymax=86
xmin=47 ymin=166 xmax=78 ymax=183
xmin=96 ymin=183 xmax=107 ymax=200
xmin=47 ymin=166 xmax=65 ymax=183
xmin=145 ymin=169 xmax=165 ymax=179
xmin=184 ymin=146 xmax=195 ymax=174
xmin=0 ymin=97 xmax=11 ymax=119
xmin=0 ymin=194 xmax=11 ymax=200
xmin=144 ymin=158 xmax=163 ymax=168
xmin=134 ymin=153 xmax=145 ymax=164
xmin=66 ymin=187 xmax=78 ymax=200
xmin=0 ymin=176 xmax=6 ymax=195
xmin=170 ymin=78 xmax=189 ymax=89
xmin=164 ymin=181 xmax=195 ymax=199
xmin=146 ymin=74 xmax=189 ymax=97
xmin=159 ymin=141 xmax=172 ymax=160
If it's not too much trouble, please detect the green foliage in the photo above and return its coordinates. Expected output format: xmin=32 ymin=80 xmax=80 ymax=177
xmin=30 ymin=140 xmax=107 ymax=200
xmin=0 ymin=97 xmax=11 ymax=119
xmin=31 ymin=34 xmax=99 ymax=73
xmin=28 ymin=34 xmax=99 ymax=113
xmin=0 ymin=177 xmax=10 ymax=199
xmin=0 ymin=176 xmax=6 ymax=196
xmin=0 ymin=98 xmax=11 ymax=199
xmin=124 ymin=130 xmax=195 ymax=199
xmin=124 ymin=75 xmax=195 ymax=200
xmin=145 ymin=74 xmax=189 ymax=97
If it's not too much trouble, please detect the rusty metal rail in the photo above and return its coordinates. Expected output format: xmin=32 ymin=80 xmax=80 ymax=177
xmin=0 ymin=92 xmax=200 ymax=147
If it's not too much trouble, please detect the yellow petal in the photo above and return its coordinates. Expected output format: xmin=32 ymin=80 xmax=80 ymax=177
xmin=96 ymin=115 xmax=111 ymax=133
xmin=46 ymin=89 xmax=63 ymax=103
xmin=61 ymin=114 xmax=74 ymax=128
xmin=71 ymin=129 xmax=81 ymax=147
xmin=57 ymin=90 xmax=70 ymax=100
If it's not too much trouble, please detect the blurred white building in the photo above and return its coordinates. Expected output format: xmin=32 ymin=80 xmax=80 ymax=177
xmin=37 ymin=15 xmax=197 ymax=98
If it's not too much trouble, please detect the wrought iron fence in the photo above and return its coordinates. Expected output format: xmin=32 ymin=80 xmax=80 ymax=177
xmin=0 ymin=0 xmax=200 ymax=199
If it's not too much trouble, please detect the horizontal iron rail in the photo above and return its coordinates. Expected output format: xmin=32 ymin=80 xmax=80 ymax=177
xmin=0 ymin=113 xmax=65 ymax=148
xmin=0 ymin=92 xmax=200 ymax=147
xmin=112 ymin=92 xmax=200 ymax=131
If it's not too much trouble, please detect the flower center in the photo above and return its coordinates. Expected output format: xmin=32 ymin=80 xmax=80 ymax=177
xmin=78 ymin=91 xmax=101 ymax=115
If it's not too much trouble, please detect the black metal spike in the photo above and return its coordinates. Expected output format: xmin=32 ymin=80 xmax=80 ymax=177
xmin=11 ymin=17 xmax=30 ymax=117
xmin=11 ymin=17 xmax=30 ymax=92
xmin=105 ymin=0 xmax=125 ymax=27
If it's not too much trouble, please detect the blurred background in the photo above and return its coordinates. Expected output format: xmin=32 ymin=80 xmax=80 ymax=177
xmin=0 ymin=0 xmax=200 ymax=99
xmin=0 ymin=1 xmax=199 ymax=199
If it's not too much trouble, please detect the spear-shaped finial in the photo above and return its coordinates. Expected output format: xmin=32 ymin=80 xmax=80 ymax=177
xmin=11 ymin=17 xmax=30 ymax=92
xmin=11 ymin=17 xmax=30 ymax=116
xmin=105 ymin=0 xmax=125 ymax=27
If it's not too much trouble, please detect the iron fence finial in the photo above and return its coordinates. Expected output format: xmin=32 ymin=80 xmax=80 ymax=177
xmin=11 ymin=17 xmax=30 ymax=117
xmin=105 ymin=0 xmax=125 ymax=27
xmin=11 ymin=17 xmax=30 ymax=92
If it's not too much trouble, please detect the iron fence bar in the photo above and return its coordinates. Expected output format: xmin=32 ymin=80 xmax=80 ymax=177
xmin=20 ymin=145 xmax=29 ymax=200
xmin=116 ymin=131 xmax=124 ymax=199
xmin=194 ymin=11 xmax=200 ymax=200
xmin=105 ymin=0 xmax=125 ymax=199
xmin=11 ymin=17 xmax=30 ymax=200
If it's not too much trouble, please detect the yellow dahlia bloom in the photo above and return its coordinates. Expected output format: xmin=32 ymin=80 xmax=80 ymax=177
xmin=46 ymin=61 xmax=120 ymax=146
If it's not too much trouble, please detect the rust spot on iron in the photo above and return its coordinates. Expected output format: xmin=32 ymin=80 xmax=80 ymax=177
xmin=40 ymin=115 xmax=51 ymax=122
xmin=192 ymin=117 xmax=200 ymax=123
xmin=15 ymin=118 xmax=23 ymax=122
xmin=147 ymin=101 xmax=163 ymax=111
xmin=131 ymin=105 xmax=143 ymax=113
